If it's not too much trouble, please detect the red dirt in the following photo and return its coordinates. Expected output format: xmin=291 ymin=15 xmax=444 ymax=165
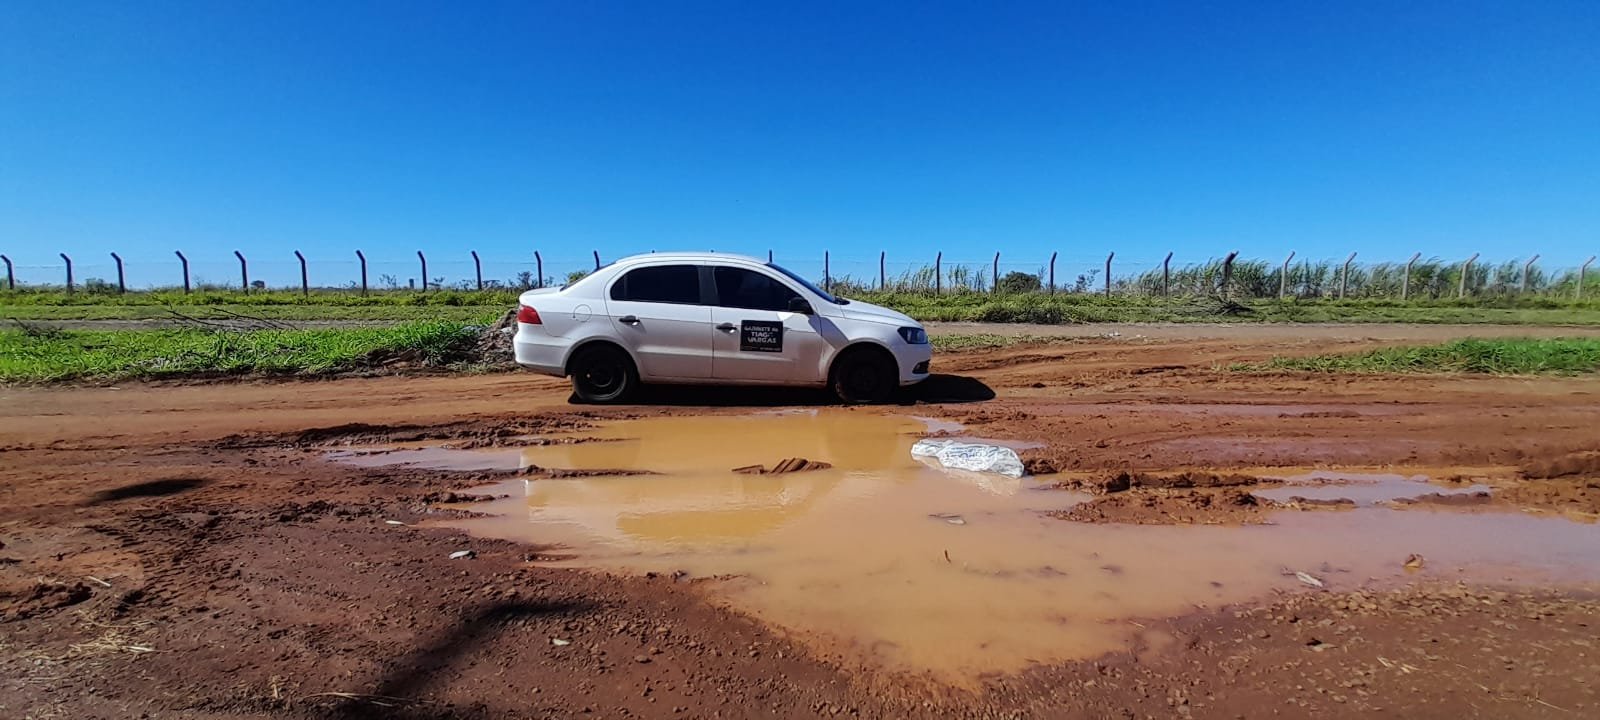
xmin=1052 ymin=488 xmax=1277 ymax=525
xmin=4 ymin=326 xmax=1600 ymax=718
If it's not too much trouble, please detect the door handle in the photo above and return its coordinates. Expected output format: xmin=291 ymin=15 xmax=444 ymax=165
xmin=618 ymin=315 xmax=640 ymax=325
xmin=715 ymin=323 xmax=737 ymax=332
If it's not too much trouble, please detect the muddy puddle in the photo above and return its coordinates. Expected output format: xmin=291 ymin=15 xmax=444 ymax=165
xmin=337 ymin=411 xmax=1600 ymax=680
xmin=1255 ymin=471 xmax=1493 ymax=506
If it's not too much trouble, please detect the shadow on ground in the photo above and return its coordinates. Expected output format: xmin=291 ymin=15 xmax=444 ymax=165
xmin=82 ymin=477 xmax=208 ymax=506
xmin=572 ymin=374 xmax=995 ymax=407
xmin=316 ymin=599 xmax=593 ymax=719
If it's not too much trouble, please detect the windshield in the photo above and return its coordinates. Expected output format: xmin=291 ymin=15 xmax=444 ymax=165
xmin=767 ymin=262 xmax=846 ymax=305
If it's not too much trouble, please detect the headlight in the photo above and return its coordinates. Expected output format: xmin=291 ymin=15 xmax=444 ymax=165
xmin=898 ymin=327 xmax=929 ymax=345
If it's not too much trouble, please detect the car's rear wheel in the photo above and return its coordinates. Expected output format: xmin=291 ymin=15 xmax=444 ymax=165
xmin=569 ymin=344 xmax=638 ymax=404
xmin=831 ymin=348 xmax=898 ymax=404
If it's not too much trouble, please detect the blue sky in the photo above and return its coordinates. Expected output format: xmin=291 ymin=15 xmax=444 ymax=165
xmin=3 ymin=0 xmax=1598 ymax=287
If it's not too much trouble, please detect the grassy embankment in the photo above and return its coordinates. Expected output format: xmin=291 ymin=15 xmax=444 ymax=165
xmin=6 ymin=288 xmax=1600 ymax=325
xmin=0 ymin=322 xmax=484 ymax=383
xmin=1246 ymin=338 xmax=1600 ymax=376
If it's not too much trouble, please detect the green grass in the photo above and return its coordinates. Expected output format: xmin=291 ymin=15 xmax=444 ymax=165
xmin=0 ymin=304 xmax=505 ymax=323
xmin=1247 ymin=338 xmax=1600 ymax=375
xmin=930 ymin=334 xmax=1022 ymax=351
xmin=851 ymin=292 xmax=1600 ymax=325
xmin=0 ymin=287 xmax=521 ymax=307
xmin=0 ymin=322 xmax=483 ymax=383
xmin=7 ymin=287 xmax=1600 ymax=326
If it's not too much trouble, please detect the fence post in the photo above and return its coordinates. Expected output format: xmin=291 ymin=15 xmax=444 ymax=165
xmin=593 ymin=250 xmax=601 ymax=271
xmin=61 ymin=253 xmax=74 ymax=292
xmin=1220 ymin=251 xmax=1239 ymax=300
xmin=1048 ymin=252 xmax=1057 ymax=294
xmin=356 ymin=250 xmax=368 ymax=296
xmin=417 ymin=251 xmax=428 ymax=291
xmin=1458 ymin=253 xmax=1479 ymax=298
xmin=992 ymin=252 xmax=1000 ymax=295
xmin=294 ymin=250 xmax=309 ymax=296
xmin=1279 ymin=251 xmax=1295 ymax=299
xmin=1339 ymin=252 xmax=1356 ymax=299
xmin=1579 ymin=256 xmax=1596 ymax=301
xmin=111 ymin=252 xmax=126 ymax=293
xmin=1104 ymin=252 xmax=1114 ymax=296
xmin=1162 ymin=252 xmax=1172 ymax=297
xmin=534 ymin=251 xmax=544 ymax=289
xmin=175 ymin=251 xmax=190 ymax=293
xmin=1402 ymin=252 xmax=1421 ymax=301
xmin=934 ymin=252 xmax=942 ymax=295
xmin=1520 ymin=254 xmax=1540 ymax=293
xmin=233 ymin=250 xmax=249 ymax=292
xmin=0 ymin=254 xmax=12 ymax=290
xmin=824 ymin=251 xmax=831 ymax=293
xmin=879 ymin=251 xmax=886 ymax=290
xmin=470 ymin=251 xmax=483 ymax=290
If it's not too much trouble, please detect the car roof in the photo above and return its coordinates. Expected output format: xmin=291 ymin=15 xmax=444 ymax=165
xmin=609 ymin=251 xmax=767 ymax=266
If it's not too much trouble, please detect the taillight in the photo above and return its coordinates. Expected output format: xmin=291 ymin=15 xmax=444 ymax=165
xmin=516 ymin=305 xmax=542 ymax=324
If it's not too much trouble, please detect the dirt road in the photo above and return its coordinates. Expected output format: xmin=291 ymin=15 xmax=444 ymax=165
xmin=3 ymin=326 xmax=1599 ymax=718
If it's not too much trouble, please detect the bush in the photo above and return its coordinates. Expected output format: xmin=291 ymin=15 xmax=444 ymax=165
xmin=996 ymin=271 xmax=1043 ymax=295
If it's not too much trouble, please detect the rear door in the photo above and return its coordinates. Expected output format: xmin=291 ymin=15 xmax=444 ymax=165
xmin=603 ymin=264 xmax=713 ymax=380
xmin=708 ymin=265 xmax=828 ymax=383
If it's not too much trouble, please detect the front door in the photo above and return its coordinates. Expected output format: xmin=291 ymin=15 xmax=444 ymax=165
xmin=603 ymin=263 xmax=713 ymax=380
xmin=708 ymin=265 xmax=827 ymax=383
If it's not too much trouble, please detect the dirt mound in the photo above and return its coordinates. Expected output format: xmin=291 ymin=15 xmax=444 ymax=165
xmin=1060 ymin=471 xmax=1273 ymax=494
xmin=1053 ymin=488 xmax=1274 ymax=525
xmin=733 ymin=458 xmax=833 ymax=475
xmin=472 ymin=308 xmax=519 ymax=367
xmin=1519 ymin=451 xmax=1600 ymax=479
xmin=1496 ymin=478 xmax=1600 ymax=515
xmin=1391 ymin=491 xmax=1494 ymax=507
xmin=2 ymin=580 xmax=92 ymax=622
xmin=1276 ymin=496 xmax=1358 ymax=509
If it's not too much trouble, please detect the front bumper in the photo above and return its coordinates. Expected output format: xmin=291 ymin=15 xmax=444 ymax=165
xmin=898 ymin=344 xmax=933 ymax=385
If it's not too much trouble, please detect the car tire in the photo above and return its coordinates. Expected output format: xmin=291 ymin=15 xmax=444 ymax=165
xmin=569 ymin=344 xmax=638 ymax=404
xmin=831 ymin=348 xmax=897 ymax=405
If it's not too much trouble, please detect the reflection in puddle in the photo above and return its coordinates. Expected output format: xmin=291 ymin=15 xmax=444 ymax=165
xmin=347 ymin=412 xmax=1600 ymax=679
xmin=1255 ymin=471 xmax=1493 ymax=506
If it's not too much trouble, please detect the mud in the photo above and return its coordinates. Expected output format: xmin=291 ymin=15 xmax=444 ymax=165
xmin=1520 ymin=450 xmax=1600 ymax=479
xmin=324 ymin=411 xmax=1600 ymax=684
xmin=4 ymin=324 xmax=1600 ymax=718
xmin=1054 ymin=487 xmax=1277 ymax=524
xmin=1052 ymin=470 xmax=1272 ymax=494
xmin=1255 ymin=471 xmax=1496 ymax=507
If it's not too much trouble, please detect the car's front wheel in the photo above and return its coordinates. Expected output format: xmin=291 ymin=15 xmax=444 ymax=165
xmin=831 ymin=348 xmax=898 ymax=404
xmin=569 ymin=344 xmax=638 ymax=404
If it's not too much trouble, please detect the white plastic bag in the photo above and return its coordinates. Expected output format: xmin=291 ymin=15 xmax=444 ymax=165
xmin=911 ymin=439 xmax=1025 ymax=478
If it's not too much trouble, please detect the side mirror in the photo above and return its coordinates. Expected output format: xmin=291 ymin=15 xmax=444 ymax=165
xmin=787 ymin=297 xmax=814 ymax=315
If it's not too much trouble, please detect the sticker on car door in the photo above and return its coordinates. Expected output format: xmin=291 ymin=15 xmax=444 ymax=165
xmin=740 ymin=320 xmax=783 ymax=352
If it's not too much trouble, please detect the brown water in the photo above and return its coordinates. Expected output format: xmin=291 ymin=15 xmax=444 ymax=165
xmin=338 ymin=411 xmax=1600 ymax=679
xmin=1255 ymin=471 xmax=1494 ymax=506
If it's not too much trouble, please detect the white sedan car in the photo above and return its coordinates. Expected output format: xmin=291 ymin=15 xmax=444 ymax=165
xmin=513 ymin=252 xmax=932 ymax=403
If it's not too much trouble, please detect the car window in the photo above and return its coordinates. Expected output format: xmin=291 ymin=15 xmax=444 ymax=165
xmin=713 ymin=266 xmax=801 ymax=311
xmin=610 ymin=265 xmax=701 ymax=304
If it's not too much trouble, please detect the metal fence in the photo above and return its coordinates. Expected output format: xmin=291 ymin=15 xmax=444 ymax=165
xmin=1 ymin=247 xmax=1596 ymax=301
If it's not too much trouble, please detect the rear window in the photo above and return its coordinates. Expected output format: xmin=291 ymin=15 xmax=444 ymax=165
xmin=609 ymin=265 xmax=700 ymax=304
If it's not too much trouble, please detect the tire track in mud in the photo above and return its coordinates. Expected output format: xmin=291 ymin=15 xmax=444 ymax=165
xmin=80 ymin=511 xmax=242 ymax=614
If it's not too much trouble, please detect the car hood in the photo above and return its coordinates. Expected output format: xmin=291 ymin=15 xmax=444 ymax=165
xmin=836 ymin=300 xmax=918 ymax=327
